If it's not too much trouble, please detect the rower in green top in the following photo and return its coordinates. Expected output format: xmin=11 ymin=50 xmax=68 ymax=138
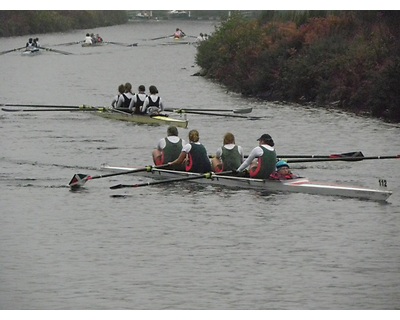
xmin=212 ymin=132 xmax=244 ymax=172
xmin=236 ymin=133 xmax=277 ymax=178
xmin=152 ymin=126 xmax=186 ymax=171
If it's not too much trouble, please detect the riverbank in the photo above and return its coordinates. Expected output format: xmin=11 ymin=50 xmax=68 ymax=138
xmin=0 ymin=11 xmax=127 ymax=37
xmin=195 ymin=11 xmax=400 ymax=123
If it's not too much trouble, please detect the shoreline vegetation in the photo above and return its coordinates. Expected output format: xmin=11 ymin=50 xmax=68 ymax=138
xmin=2 ymin=11 xmax=399 ymax=122
xmin=196 ymin=11 xmax=400 ymax=123
xmin=0 ymin=11 xmax=127 ymax=37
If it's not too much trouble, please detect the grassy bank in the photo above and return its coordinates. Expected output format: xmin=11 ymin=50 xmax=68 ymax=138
xmin=196 ymin=11 xmax=400 ymax=122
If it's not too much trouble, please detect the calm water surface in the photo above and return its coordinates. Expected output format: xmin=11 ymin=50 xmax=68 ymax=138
xmin=1 ymin=21 xmax=399 ymax=310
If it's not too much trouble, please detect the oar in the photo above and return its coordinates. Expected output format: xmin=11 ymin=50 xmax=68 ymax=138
xmin=37 ymin=46 xmax=72 ymax=55
xmin=148 ymin=34 xmax=174 ymax=41
xmin=1 ymin=103 xmax=89 ymax=108
xmin=110 ymin=171 xmax=234 ymax=189
xmin=279 ymin=151 xmax=365 ymax=159
xmin=0 ymin=46 xmax=26 ymax=55
xmin=1 ymin=107 xmax=98 ymax=112
xmin=208 ymin=151 xmax=365 ymax=159
xmin=69 ymin=164 xmax=171 ymax=189
xmin=1 ymin=105 xmax=109 ymax=112
xmin=164 ymin=107 xmax=252 ymax=114
xmin=167 ymin=109 xmax=264 ymax=119
xmin=104 ymin=41 xmax=138 ymax=47
xmin=54 ymin=41 xmax=83 ymax=46
xmin=287 ymin=155 xmax=400 ymax=163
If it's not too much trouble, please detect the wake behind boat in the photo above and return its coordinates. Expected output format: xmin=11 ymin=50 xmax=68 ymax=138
xmin=101 ymin=165 xmax=392 ymax=202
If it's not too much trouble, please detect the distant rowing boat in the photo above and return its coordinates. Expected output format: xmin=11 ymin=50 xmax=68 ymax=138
xmin=95 ymin=109 xmax=188 ymax=128
xmin=102 ymin=165 xmax=392 ymax=202
xmin=81 ymin=42 xmax=106 ymax=47
xmin=21 ymin=47 xmax=41 ymax=55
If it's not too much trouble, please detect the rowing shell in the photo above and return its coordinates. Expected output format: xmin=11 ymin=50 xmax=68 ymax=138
xmin=101 ymin=165 xmax=392 ymax=201
xmin=81 ymin=42 xmax=106 ymax=47
xmin=95 ymin=110 xmax=188 ymax=128
xmin=21 ymin=48 xmax=41 ymax=56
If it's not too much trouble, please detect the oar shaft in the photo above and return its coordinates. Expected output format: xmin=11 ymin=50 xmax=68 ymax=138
xmin=165 ymin=107 xmax=252 ymax=114
xmin=2 ymin=108 xmax=89 ymax=112
xmin=288 ymin=156 xmax=399 ymax=163
xmin=169 ymin=109 xmax=261 ymax=119
xmin=110 ymin=170 xmax=234 ymax=189
xmin=1 ymin=103 xmax=80 ymax=108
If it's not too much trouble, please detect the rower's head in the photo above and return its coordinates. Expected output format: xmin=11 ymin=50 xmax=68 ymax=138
xmin=118 ymin=84 xmax=125 ymax=94
xmin=223 ymin=132 xmax=235 ymax=145
xmin=276 ymin=160 xmax=289 ymax=169
xmin=125 ymin=82 xmax=132 ymax=92
xmin=188 ymin=129 xmax=200 ymax=143
xmin=149 ymin=85 xmax=158 ymax=95
xmin=167 ymin=126 xmax=178 ymax=137
xmin=138 ymin=85 xmax=145 ymax=92
xmin=257 ymin=133 xmax=274 ymax=147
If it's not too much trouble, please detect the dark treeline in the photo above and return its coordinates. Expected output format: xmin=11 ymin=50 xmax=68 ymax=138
xmin=196 ymin=11 xmax=400 ymax=122
xmin=0 ymin=11 xmax=128 ymax=37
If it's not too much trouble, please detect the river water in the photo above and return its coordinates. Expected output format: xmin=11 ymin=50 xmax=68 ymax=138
xmin=1 ymin=20 xmax=399 ymax=310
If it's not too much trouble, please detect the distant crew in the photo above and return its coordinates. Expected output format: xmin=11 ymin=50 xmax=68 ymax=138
xmin=96 ymin=34 xmax=103 ymax=43
xmin=129 ymin=85 xmax=147 ymax=114
xmin=212 ymin=132 xmax=244 ymax=173
xmin=26 ymin=38 xmax=34 ymax=48
xmin=174 ymin=28 xmax=186 ymax=39
xmin=84 ymin=33 xmax=93 ymax=45
xmin=141 ymin=85 xmax=164 ymax=115
xmin=153 ymin=126 xmax=186 ymax=171
xmin=111 ymin=84 xmax=126 ymax=108
xmin=168 ymin=129 xmax=212 ymax=174
xmin=196 ymin=33 xmax=204 ymax=43
xmin=123 ymin=82 xmax=134 ymax=110
xmin=235 ymin=133 xmax=277 ymax=179
xmin=33 ymin=38 xmax=40 ymax=47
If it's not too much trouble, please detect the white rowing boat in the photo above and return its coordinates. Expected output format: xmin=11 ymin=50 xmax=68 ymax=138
xmin=101 ymin=165 xmax=392 ymax=201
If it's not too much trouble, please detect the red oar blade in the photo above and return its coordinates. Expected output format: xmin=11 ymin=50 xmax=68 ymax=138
xmin=69 ymin=174 xmax=91 ymax=189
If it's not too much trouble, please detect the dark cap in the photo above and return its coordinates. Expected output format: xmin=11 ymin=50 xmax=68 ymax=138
xmin=257 ymin=133 xmax=272 ymax=141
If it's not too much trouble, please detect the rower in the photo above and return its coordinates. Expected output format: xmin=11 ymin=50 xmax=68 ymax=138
xmin=130 ymin=85 xmax=147 ymax=114
xmin=235 ymin=133 xmax=277 ymax=179
xmin=153 ymin=126 xmax=186 ymax=171
xmin=141 ymin=85 xmax=164 ymax=115
xmin=173 ymin=28 xmax=185 ymax=39
xmin=168 ymin=129 xmax=212 ymax=173
xmin=84 ymin=33 xmax=93 ymax=45
xmin=212 ymin=132 xmax=244 ymax=172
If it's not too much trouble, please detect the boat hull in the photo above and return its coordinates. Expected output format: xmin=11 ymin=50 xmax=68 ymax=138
xmin=21 ymin=48 xmax=41 ymax=56
xmin=94 ymin=110 xmax=188 ymax=128
xmin=81 ymin=42 xmax=105 ymax=47
xmin=102 ymin=165 xmax=392 ymax=201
